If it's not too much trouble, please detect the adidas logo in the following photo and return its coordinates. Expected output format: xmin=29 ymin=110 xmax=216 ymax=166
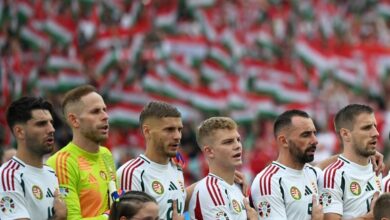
xmin=168 ymin=181 xmax=178 ymax=191
xmin=365 ymin=182 xmax=374 ymax=192
xmin=304 ymin=186 xmax=312 ymax=196
xmin=46 ymin=188 xmax=54 ymax=198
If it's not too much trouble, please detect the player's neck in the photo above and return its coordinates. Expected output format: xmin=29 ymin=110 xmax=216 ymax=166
xmin=277 ymin=154 xmax=305 ymax=170
xmin=209 ymin=165 xmax=235 ymax=185
xmin=144 ymin=149 xmax=170 ymax=165
xmin=342 ymin=149 xmax=370 ymax=166
xmin=72 ymin=133 xmax=100 ymax=153
xmin=16 ymin=148 xmax=43 ymax=168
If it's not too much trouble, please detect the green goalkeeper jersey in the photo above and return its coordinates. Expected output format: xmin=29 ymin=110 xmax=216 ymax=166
xmin=47 ymin=142 xmax=116 ymax=220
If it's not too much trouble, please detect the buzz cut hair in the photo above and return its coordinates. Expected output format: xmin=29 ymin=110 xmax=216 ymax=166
xmin=61 ymin=85 xmax=97 ymax=115
xmin=273 ymin=109 xmax=310 ymax=138
xmin=196 ymin=117 xmax=237 ymax=149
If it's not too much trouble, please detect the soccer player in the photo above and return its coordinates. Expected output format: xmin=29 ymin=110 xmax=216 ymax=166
xmin=47 ymin=85 xmax=116 ymax=219
xmin=188 ymin=117 xmax=257 ymax=220
xmin=250 ymin=109 xmax=323 ymax=220
xmin=374 ymin=193 xmax=390 ymax=220
xmin=319 ymin=104 xmax=381 ymax=219
xmin=0 ymin=97 xmax=67 ymax=219
xmin=116 ymin=101 xmax=186 ymax=220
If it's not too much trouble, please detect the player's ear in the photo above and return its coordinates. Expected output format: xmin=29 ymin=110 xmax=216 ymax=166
xmin=13 ymin=125 xmax=25 ymax=139
xmin=203 ymin=145 xmax=214 ymax=159
xmin=68 ymin=113 xmax=79 ymax=128
xmin=142 ymin=124 xmax=150 ymax=137
xmin=277 ymin=134 xmax=288 ymax=148
xmin=340 ymin=128 xmax=351 ymax=142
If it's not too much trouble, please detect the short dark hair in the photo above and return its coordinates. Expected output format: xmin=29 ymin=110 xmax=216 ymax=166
xmin=273 ymin=109 xmax=310 ymax=138
xmin=6 ymin=96 xmax=54 ymax=133
xmin=62 ymin=85 xmax=97 ymax=114
xmin=374 ymin=193 xmax=390 ymax=220
xmin=334 ymin=104 xmax=373 ymax=134
xmin=109 ymin=191 xmax=157 ymax=220
xmin=139 ymin=101 xmax=181 ymax=126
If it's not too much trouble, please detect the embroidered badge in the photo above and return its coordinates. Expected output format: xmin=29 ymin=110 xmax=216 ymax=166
xmin=319 ymin=192 xmax=332 ymax=206
xmin=0 ymin=196 xmax=15 ymax=214
xmin=258 ymin=201 xmax=271 ymax=218
xmin=232 ymin=199 xmax=241 ymax=213
xmin=215 ymin=211 xmax=230 ymax=220
xmin=32 ymin=185 xmax=43 ymax=200
xmin=350 ymin=181 xmax=361 ymax=196
xmin=59 ymin=187 xmax=69 ymax=197
xmin=100 ymin=171 xmax=107 ymax=180
xmin=375 ymin=177 xmax=381 ymax=191
xmin=178 ymin=180 xmax=185 ymax=193
xmin=290 ymin=186 xmax=301 ymax=200
xmin=151 ymin=180 xmax=164 ymax=195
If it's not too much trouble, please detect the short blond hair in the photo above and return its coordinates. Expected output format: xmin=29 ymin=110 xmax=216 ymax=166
xmin=196 ymin=117 xmax=237 ymax=148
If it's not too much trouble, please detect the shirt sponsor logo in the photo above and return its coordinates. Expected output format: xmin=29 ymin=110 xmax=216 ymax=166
xmin=151 ymin=180 xmax=164 ymax=195
xmin=257 ymin=201 xmax=271 ymax=218
xmin=319 ymin=192 xmax=332 ymax=207
xmin=290 ymin=186 xmax=301 ymax=200
xmin=232 ymin=199 xmax=241 ymax=213
xmin=0 ymin=196 xmax=15 ymax=214
xmin=350 ymin=181 xmax=361 ymax=196
xmin=32 ymin=185 xmax=43 ymax=200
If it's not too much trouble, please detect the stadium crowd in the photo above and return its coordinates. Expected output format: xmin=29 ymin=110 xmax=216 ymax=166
xmin=2 ymin=0 xmax=390 ymax=185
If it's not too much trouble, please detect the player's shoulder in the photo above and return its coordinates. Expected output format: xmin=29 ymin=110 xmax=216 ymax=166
xmin=99 ymin=146 xmax=113 ymax=156
xmin=0 ymin=158 xmax=24 ymax=173
xmin=117 ymin=155 xmax=149 ymax=174
xmin=323 ymin=156 xmax=348 ymax=174
xmin=254 ymin=162 xmax=285 ymax=181
xmin=304 ymin=163 xmax=322 ymax=179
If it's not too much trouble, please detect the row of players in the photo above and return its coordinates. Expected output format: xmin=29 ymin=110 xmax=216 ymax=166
xmin=0 ymin=84 xmax=389 ymax=219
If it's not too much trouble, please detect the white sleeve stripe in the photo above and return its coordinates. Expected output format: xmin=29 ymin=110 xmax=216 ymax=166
xmin=260 ymin=165 xmax=279 ymax=196
xmin=324 ymin=160 xmax=344 ymax=189
xmin=121 ymin=158 xmax=143 ymax=191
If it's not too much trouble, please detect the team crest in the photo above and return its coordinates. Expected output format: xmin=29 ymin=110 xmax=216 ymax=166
xmin=151 ymin=181 xmax=164 ymax=195
xmin=215 ymin=211 xmax=230 ymax=220
xmin=99 ymin=171 xmax=107 ymax=180
xmin=290 ymin=186 xmax=301 ymax=200
xmin=232 ymin=199 xmax=241 ymax=213
xmin=350 ymin=181 xmax=361 ymax=196
xmin=258 ymin=201 xmax=271 ymax=217
xmin=0 ymin=196 xmax=15 ymax=214
xmin=178 ymin=180 xmax=185 ymax=193
xmin=319 ymin=192 xmax=332 ymax=207
xmin=32 ymin=185 xmax=43 ymax=200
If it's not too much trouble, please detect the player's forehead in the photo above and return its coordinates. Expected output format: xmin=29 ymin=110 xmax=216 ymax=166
xmin=290 ymin=116 xmax=316 ymax=133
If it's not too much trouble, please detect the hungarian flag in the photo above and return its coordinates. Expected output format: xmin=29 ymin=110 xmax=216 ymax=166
xmin=108 ymin=103 xmax=143 ymax=127
xmin=208 ymin=43 xmax=232 ymax=70
xmin=154 ymin=0 xmax=178 ymax=30
xmin=20 ymin=23 xmax=50 ymax=51
xmin=43 ymin=15 xmax=76 ymax=45
xmin=190 ymin=86 xmax=227 ymax=112
xmin=163 ymin=35 xmax=208 ymax=59
xmin=167 ymin=55 xmax=197 ymax=84
xmin=57 ymin=71 xmax=87 ymax=92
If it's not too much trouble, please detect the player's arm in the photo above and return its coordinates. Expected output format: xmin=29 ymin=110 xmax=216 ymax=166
xmin=185 ymin=182 xmax=196 ymax=211
xmin=116 ymin=161 xmax=143 ymax=192
xmin=250 ymin=175 xmax=287 ymax=219
xmin=319 ymin=165 xmax=344 ymax=220
xmin=0 ymin=172 xmax=31 ymax=219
